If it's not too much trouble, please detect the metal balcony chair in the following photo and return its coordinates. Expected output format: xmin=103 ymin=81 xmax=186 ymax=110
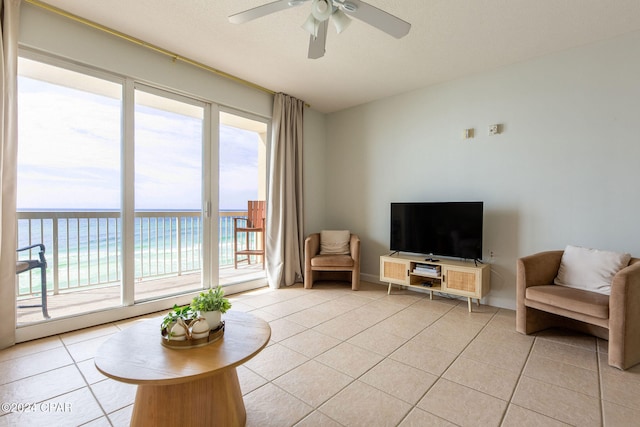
xmin=16 ymin=243 xmax=50 ymax=319
xmin=233 ymin=201 xmax=266 ymax=269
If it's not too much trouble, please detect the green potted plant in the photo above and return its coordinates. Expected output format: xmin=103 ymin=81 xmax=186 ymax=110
xmin=191 ymin=286 xmax=231 ymax=328
xmin=161 ymin=304 xmax=197 ymax=339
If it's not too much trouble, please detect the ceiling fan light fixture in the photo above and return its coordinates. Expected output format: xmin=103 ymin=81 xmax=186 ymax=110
xmin=230 ymin=0 xmax=410 ymax=59
xmin=311 ymin=0 xmax=333 ymax=22
xmin=302 ymin=14 xmax=320 ymax=37
xmin=332 ymin=9 xmax=351 ymax=34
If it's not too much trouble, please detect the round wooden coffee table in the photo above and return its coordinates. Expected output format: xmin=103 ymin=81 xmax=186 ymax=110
xmin=95 ymin=310 xmax=270 ymax=427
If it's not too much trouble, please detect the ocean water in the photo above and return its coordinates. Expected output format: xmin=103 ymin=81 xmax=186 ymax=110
xmin=16 ymin=211 xmax=248 ymax=295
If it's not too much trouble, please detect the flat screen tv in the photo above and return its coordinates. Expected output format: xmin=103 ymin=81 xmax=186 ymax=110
xmin=390 ymin=202 xmax=483 ymax=260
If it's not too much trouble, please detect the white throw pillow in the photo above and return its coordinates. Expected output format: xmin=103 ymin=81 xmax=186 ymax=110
xmin=320 ymin=230 xmax=351 ymax=255
xmin=554 ymin=245 xmax=631 ymax=295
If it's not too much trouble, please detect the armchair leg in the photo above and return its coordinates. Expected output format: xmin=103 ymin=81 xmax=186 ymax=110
xmin=517 ymin=305 xmax=564 ymax=336
xmin=351 ymin=271 xmax=359 ymax=291
xmin=304 ymin=270 xmax=313 ymax=289
xmin=40 ymin=266 xmax=50 ymax=319
xmin=17 ymin=267 xmax=50 ymax=319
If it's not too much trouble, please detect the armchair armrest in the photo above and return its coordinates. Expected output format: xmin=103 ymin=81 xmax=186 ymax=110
xmin=610 ymin=259 xmax=640 ymax=297
xmin=17 ymin=243 xmax=45 ymax=253
xmin=17 ymin=243 xmax=47 ymax=264
xmin=609 ymin=259 xmax=640 ymax=369
xmin=516 ymin=250 xmax=563 ymax=335
xmin=517 ymin=250 xmax=563 ymax=290
xmin=305 ymin=233 xmax=320 ymax=265
xmin=349 ymin=234 xmax=360 ymax=263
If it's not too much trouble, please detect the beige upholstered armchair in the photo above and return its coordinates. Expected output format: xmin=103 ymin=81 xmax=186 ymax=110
xmin=304 ymin=231 xmax=360 ymax=291
xmin=516 ymin=249 xmax=640 ymax=370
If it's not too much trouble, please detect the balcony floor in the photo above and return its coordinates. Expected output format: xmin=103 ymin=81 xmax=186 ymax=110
xmin=16 ymin=263 xmax=265 ymax=325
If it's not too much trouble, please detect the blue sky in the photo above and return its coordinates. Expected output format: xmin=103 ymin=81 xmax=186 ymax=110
xmin=17 ymin=76 xmax=260 ymax=211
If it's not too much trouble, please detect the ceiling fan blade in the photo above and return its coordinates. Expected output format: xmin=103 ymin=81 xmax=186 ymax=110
xmin=308 ymin=19 xmax=328 ymax=59
xmin=342 ymin=0 xmax=411 ymax=38
xmin=229 ymin=0 xmax=300 ymax=24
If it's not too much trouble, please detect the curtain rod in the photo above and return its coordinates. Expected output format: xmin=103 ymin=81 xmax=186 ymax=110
xmin=24 ymin=0 xmax=279 ymax=98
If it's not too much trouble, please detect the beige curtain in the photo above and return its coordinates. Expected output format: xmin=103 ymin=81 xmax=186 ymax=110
xmin=266 ymin=93 xmax=304 ymax=288
xmin=0 ymin=0 xmax=21 ymax=349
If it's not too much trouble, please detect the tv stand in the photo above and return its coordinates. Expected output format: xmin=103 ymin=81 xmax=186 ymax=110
xmin=380 ymin=253 xmax=490 ymax=312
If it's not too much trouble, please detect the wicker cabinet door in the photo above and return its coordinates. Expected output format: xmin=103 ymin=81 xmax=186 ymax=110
xmin=380 ymin=257 xmax=410 ymax=285
xmin=442 ymin=267 xmax=479 ymax=297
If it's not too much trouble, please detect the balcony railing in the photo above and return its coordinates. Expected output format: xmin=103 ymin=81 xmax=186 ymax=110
xmin=16 ymin=210 xmax=250 ymax=298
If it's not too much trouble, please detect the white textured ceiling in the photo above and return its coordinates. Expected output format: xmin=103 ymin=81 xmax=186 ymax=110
xmin=37 ymin=0 xmax=640 ymax=113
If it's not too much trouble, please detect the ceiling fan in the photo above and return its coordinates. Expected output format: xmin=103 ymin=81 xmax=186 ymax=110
xmin=229 ymin=0 xmax=411 ymax=59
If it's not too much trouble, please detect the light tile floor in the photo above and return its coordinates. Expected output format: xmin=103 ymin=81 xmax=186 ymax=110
xmin=2 ymin=281 xmax=640 ymax=426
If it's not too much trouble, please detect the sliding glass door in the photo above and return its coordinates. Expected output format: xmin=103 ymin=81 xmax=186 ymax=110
xmin=15 ymin=53 xmax=268 ymax=336
xmin=218 ymin=111 xmax=268 ymax=291
xmin=133 ymin=87 xmax=206 ymax=301
xmin=16 ymin=56 xmax=123 ymax=323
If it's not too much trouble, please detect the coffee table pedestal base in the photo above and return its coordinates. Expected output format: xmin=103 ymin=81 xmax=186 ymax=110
xmin=131 ymin=368 xmax=245 ymax=427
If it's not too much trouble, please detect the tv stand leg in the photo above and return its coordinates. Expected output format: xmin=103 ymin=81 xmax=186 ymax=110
xmin=467 ymin=298 xmax=472 ymax=312
xmin=387 ymin=283 xmax=392 ymax=295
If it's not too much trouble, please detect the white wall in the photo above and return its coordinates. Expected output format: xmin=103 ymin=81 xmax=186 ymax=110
xmin=303 ymin=108 xmax=328 ymax=235
xmin=325 ymin=31 xmax=640 ymax=309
